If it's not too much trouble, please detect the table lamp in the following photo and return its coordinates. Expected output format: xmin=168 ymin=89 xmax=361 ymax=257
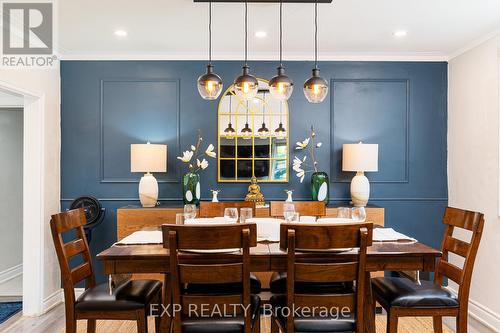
xmin=342 ymin=142 xmax=378 ymax=207
xmin=131 ymin=143 xmax=167 ymax=207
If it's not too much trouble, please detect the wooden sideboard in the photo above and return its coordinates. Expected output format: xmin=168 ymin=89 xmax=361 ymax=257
xmin=117 ymin=204 xmax=385 ymax=239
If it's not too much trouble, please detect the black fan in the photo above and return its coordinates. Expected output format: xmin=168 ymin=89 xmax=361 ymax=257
xmin=69 ymin=196 xmax=105 ymax=243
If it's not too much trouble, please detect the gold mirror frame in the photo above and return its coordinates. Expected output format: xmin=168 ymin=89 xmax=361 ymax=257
xmin=217 ymin=78 xmax=289 ymax=183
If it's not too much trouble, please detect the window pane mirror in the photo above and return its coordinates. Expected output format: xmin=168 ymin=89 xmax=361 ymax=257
xmin=218 ymin=79 xmax=289 ymax=183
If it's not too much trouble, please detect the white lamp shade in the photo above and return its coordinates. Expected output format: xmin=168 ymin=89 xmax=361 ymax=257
xmin=130 ymin=143 xmax=167 ymax=173
xmin=342 ymin=143 xmax=378 ymax=172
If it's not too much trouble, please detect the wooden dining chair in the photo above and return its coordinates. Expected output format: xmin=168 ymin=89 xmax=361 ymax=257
xmin=162 ymin=223 xmax=261 ymax=333
xmin=372 ymin=207 xmax=485 ymax=333
xmin=50 ymin=208 xmax=163 ymax=333
xmin=270 ymin=222 xmax=372 ymax=333
xmin=269 ymin=201 xmax=326 ymax=218
xmin=199 ymin=201 xmax=256 ymax=218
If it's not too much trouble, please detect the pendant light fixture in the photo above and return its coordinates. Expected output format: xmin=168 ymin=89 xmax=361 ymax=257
xmin=223 ymin=94 xmax=236 ymax=139
xmin=197 ymin=1 xmax=223 ymax=100
xmin=241 ymin=100 xmax=253 ymax=139
xmin=257 ymin=92 xmax=269 ymax=139
xmin=268 ymin=0 xmax=293 ymax=101
xmin=234 ymin=0 xmax=259 ymax=101
xmin=303 ymin=0 xmax=328 ymax=103
xmin=275 ymin=101 xmax=287 ymax=139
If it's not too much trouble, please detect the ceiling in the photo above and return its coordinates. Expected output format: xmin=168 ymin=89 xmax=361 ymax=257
xmin=58 ymin=0 xmax=500 ymax=60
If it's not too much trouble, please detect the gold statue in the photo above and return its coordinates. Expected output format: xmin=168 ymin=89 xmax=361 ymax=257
xmin=245 ymin=176 xmax=265 ymax=207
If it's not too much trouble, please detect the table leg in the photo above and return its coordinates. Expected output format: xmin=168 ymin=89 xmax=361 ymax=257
xmin=364 ymin=272 xmax=376 ymax=333
xmin=161 ymin=274 xmax=172 ymax=333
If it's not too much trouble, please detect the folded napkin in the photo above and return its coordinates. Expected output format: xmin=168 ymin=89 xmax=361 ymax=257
xmin=185 ymin=217 xmax=233 ymax=224
xmin=116 ymin=230 xmax=162 ymax=245
xmin=246 ymin=218 xmax=283 ymax=242
xmin=373 ymin=228 xmax=416 ymax=242
xmin=316 ymin=218 xmax=357 ymax=224
xmin=300 ymin=216 xmax=317 ymax=223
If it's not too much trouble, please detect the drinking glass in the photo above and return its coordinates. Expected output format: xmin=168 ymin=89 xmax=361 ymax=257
xmin=351 ymin=207 xmax=367 ymax=222
xmin=184 ymin=204 xmax=197 ymax=219
xmin=337 ymin=207 xmax=351 ymax=219
xmin=290 ymin=212 xmax=300 ymax=223
xmin=224 ymin=208 xmax=239 ymax=223
xmin=175 ymin=213 xmax=186 ymax=225
xmin=240 ymin=208 xmax=253 ymax=223
xmin=283 ymin=203 xmax=296 ymax=222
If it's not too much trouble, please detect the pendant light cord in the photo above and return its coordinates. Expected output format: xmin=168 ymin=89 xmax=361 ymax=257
xmin=229 ymin=94 xmax=232 ymax=123
xmin=314 ymin=0 xmax=318 ymax=69
xmin=246 ymin=100 xmax=249 ymax=123
xmin=208 ymin=2 xmax=212 ymax=64
xmin=279 ymin=0 xmax=283 ymax=66
xmin=262 ymin=92 xmax=266 ymax=123
xmin=244 ymin=1 xmax=248 ymax=66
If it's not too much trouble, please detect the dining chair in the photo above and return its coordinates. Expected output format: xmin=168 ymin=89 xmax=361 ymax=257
xmin=50 ymin=208 xmax=163 ymax=333
xmin=372 ymin=207 xmax=485 ymax=333
xmin=269 ymin=201 xmax=326 ymax=219
xmin=270 ymin=222 xmax=373 ymax=333
xmin=269 ymin=201 xmax=327 ymax=294
xmin=162 ymin=223 xmax=261 ymax=333
xmin=199 ymin=201 xmax=256 ymax=218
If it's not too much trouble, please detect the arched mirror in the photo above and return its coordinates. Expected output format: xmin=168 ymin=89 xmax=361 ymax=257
xmin=218 ymin=79 xmax=289 ymax=182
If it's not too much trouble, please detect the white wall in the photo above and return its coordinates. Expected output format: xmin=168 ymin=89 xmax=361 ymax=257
xmin=448 ymin=35 xmax=500 ymax=332
xmin=0 ymin=68 xmax=61 ymax=312
xmin=0 ymin=108 xmax=23 ymax=296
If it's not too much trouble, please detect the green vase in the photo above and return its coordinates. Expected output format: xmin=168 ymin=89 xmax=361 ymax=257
xmin=183 ymin=172 xmax=201 ymax=205
xmin=311 ymin=171 xmax=329 ymax=204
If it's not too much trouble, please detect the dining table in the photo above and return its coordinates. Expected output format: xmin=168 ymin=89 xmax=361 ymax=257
xmin=97 ymin=225 xmax=442 ymax=333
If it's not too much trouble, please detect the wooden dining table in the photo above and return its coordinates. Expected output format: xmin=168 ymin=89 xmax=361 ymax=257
xmin=97 ymin=238 xmax=441 ymax=333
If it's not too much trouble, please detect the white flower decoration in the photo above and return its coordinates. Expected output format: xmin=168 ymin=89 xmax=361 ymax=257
xmin=205 ymin=144 xmax=216 ymax=158
xmin=296 ymin=170 xmax=305 ymax=183
xmin=191 ymin=145 xmax=196 ymax=151
xmin=296 ymin=138 xmax=310 ymax=150
xmin=177 ymin=150 xmax=194 ymax=163
xmin=316 ymin=142 xmax=322 ymax=148
xmin=197 ymin=158 xmax=209 ymax=170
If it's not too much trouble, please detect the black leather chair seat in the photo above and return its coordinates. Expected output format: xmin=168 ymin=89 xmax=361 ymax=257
xmin=372 ymin=277 xmax=459 ymax=308
xmin=181 ymin=295 xmax=261 ymax=333
xmin=75 ymin=280 xmax=162 ymax=312
xmin=270 ymin=272 xmax=354 ymax=294
xmin=186 ymin=273 xmax=262 ymax=294
xmin=270 ymin=295 xmax=355 ymax=333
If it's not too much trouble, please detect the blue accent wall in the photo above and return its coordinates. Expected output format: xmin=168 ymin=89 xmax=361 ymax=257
xmin=61 ymin=60 xmax=448 ymax=282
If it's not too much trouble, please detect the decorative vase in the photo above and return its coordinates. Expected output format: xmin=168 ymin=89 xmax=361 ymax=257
xmin=311 ymin=171 xmax=329 ymax=204
xmin=183 ymin=172 xmax=201 ymax=205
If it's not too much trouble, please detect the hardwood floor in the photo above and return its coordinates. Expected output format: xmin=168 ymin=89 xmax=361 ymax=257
xmin=0 ymin=303 xmax=453 ymax=333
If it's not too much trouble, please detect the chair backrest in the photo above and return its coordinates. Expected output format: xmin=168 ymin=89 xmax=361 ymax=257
xmin=162 ymin=223 xmax=257 ymax=333
xmin=435 ymin=207 xmax=484 ymax=307
xmin=270 ymin=201 xmax=326 ymax=218
xmin=50 ymin=208 xmax=96 ymax=307
xmin=198 ymin=201 xmax=256 ymax=218
xmin=279 ymin=222 xmax=373 ymax=333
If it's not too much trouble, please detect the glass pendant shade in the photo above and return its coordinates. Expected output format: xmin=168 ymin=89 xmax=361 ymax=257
xmin=224 ymin=123 xmax=236 ymax=139
xmin=234 ymin=65 xmax=259 ymax=101
xmin=241 ymin=123 xmax=253 ymax=139
xmin=257 ymin=123 xmax=269 ymax=139
xmin=269 ymin=67 xmax=293 ymax=101
xmin=197 ymin=64 xmax=223 ymax=100
xmin=303 ymin=68 xmax=328 ymax=103
xmin=275 ymin=122 xmax=286 ymax=139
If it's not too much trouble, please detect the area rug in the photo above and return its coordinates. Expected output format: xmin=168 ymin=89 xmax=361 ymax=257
xmin=0 ymin=302 xmax=22 ymax=324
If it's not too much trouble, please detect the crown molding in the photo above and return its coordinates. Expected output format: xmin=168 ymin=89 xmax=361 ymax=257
xmin=448 ymin=28 xmax=500 ymax=60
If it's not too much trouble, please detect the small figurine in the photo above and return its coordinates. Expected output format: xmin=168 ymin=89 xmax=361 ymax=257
xmin=210 ymin=189 xmax=220 ymax=202
xmin=245 ymin=176 xmax=265 ymax=208
xmin=285 ymin=189 xmax=294 ymax=203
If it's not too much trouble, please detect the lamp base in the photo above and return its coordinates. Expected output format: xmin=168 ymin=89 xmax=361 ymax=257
xmin=350 ymin=171 xmax=370 ymax=207
xmin=138 ymin=173 xmax=158 ymax=208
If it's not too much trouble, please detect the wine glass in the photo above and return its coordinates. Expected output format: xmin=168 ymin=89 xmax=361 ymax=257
xmin=224 ymin=208 xmax=239 ymax=223
xmin=184 ymin=204 xmax=197 ymax=220
xmin=337 ymin=207 xmax=351 ymax=219
xmin=240 ymin=208 xmax=253 ymax=223
xmin=175 ymin=213 xmax=186 ymax=225
xmin=290 ymin=212 xmax=300 ymax=223
xmin=283 ymin=203 xmax=296 ymax=222
xmin=351 ymin=207 xmax=367 ymax=222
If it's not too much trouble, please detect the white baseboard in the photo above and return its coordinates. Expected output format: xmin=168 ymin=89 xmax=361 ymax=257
xmin=445 ymin=287 xmax=500 ymax=333
xmin=0 ymin=264 xmax=22 ymax=284
xmin=43 ymin=289 xmax=63 ymax=313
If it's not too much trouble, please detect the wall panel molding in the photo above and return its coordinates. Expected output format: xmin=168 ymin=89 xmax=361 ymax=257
xmin=99 ymin=78 xmax=181 ymax=184
xmin=329 ymin=78 xmax=410 ymax=184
